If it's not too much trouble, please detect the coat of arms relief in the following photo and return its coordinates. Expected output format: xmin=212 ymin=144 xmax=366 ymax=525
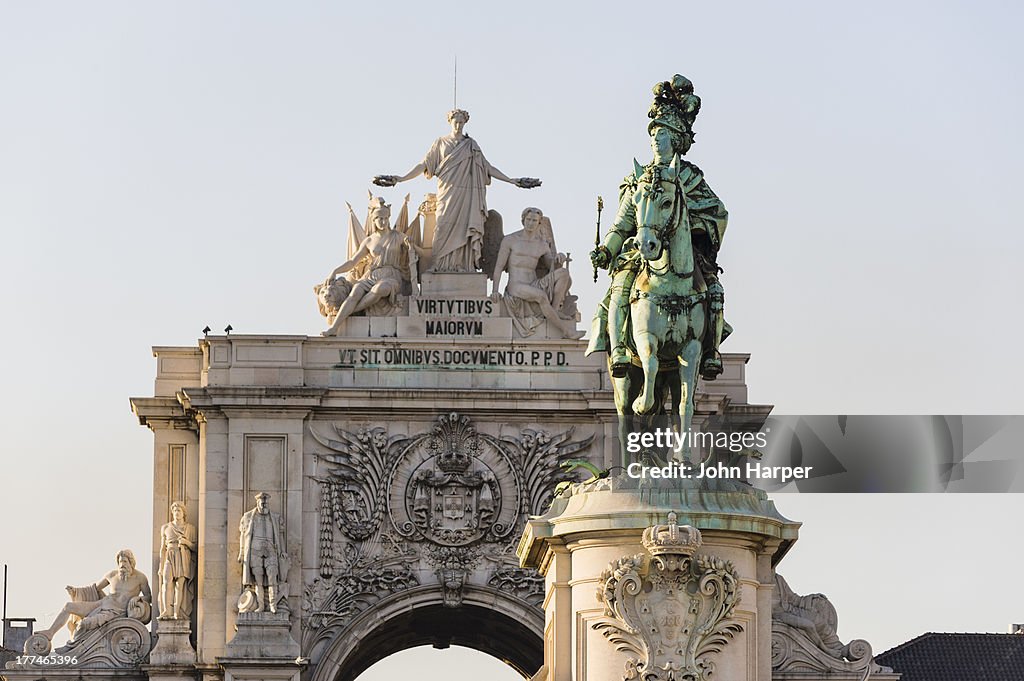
xmin=593 ymin=514 xmax=744 ymax=681
xmin=302 ymin=412 xmax=593 ymax=646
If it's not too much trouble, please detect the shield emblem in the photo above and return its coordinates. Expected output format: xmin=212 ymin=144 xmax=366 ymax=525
xmin=443 ymin=494 xmax=465 ymax=519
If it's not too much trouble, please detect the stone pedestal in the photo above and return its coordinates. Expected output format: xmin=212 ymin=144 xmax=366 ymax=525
xmin=419 ymin=271 xmax=488 ymax=297
xmin=149 ymin=618 xmax=197 ymax=667
xmin=219 ymin=612 xmax=302 ymax=681
xmin=221 ymin=613 xmax=302 ymax=681
xmin=517 ymin=477 xmax=800 ymax=681
xmin=220 ymin=660 xmax=304 ymax=681
xmin=222 ymin=612 xmax=300 ymax=660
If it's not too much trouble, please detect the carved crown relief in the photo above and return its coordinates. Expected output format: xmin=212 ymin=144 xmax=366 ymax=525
xmin=593 ymin=514 xmax=743 ymax=681
xmin=304 ymin=413 xmax=593 ymax=647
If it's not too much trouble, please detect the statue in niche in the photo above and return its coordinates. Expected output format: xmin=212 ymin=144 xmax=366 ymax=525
xmin=373 ymin=109 xmax=541 ymax=273
xmin=490 ymin=207 xmax=583 ymax=339
xmin=158 ymin=501 xmax=197 ymax=620
xmin=318 ymin=195 xmax=423 ymax=335
xmin=238 ymin=492 xmax=288 ymax=614
xmin=37 ymin=549 xmax=152 ymax=643
xmin=588 ymin=75 xmax=730 ymax=381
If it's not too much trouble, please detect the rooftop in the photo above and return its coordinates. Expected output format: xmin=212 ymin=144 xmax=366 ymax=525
xmin=877 ymin=632 xmax=1024 ymax=681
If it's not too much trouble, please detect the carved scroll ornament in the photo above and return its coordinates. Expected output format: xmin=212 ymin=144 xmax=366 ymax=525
xmin=593 ymin=513 xmax=743 ymax=681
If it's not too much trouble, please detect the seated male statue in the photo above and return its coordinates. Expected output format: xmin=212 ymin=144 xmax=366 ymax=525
xmin=491 ymin=207 xmax=583 ymax=339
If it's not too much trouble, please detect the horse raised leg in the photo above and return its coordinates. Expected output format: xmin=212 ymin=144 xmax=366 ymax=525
xmin=631 ymin=328 xmax=660 ymax=414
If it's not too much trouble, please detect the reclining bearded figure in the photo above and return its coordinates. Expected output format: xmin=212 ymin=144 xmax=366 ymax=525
xmin=37 ymin=549 xmax=152 ymax=644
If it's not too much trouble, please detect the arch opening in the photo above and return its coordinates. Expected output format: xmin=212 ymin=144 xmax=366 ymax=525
xmin=312 ymin=589 xmax=544 ymax=681
xmin=354 ymin=645 xmax=526 ymax=681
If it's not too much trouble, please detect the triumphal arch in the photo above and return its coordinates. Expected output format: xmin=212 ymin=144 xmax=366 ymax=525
xmin=4 ymin=75 xmax=896 ymax=681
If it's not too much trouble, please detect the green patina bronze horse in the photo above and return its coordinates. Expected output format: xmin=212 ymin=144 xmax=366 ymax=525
xmin=614 ymin=156 xmax=708 ymax=433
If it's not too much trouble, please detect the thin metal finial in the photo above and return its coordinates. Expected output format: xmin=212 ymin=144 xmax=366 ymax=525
xmin=453 ymin=55 xmax=458 ymax=108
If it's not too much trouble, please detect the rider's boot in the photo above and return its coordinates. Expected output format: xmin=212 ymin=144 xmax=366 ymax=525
xmin=267 ymin=586 xmax=277 ymax=614
xmin=700 ymin=283 xmax=725 ymax=380
xmin=255 ymin=584 xmax=266 ymax=612
xmin=608 ymin=276 xmax=632 ymax=377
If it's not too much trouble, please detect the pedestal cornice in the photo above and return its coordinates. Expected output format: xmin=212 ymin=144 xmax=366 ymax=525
xmin=518 ymin=480 xmax=800 ymax=573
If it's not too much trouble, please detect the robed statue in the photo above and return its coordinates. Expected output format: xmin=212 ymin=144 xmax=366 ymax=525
xmin=158 ymin=501 xmax=197 ymax=620
xmin=374 ymin=109 xmax=540 ymax=273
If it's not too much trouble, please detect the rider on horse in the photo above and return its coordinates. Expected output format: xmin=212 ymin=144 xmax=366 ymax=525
xmin=586 ymin=75 xmax=730 ymax=381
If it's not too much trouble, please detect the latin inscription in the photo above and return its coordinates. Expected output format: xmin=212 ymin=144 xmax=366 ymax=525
xmin=425 ymin=320 xmax=483 ymax=336
xmin=337 ymin=348 xmax=569 ymax=368
xmin=414 ymin=298 xmax=494 ymax=315
xmin=414 ymin=298 xmax=496 ymax=337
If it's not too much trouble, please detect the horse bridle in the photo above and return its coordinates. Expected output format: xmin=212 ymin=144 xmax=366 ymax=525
xmin=636 ymin=167 xmax=686 ymax=275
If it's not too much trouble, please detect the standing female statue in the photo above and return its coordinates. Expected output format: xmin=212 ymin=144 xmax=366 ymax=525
xmin=374 ymin=109 xmax=540 ymax=272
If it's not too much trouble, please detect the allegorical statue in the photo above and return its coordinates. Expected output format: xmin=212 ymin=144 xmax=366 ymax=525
xmin=238 ymin=492 xmax=286 ymax=614
xmin=38 ymin=549 xmax=152 ymax=642
xmin=490 ymin=207 xmax=583 ymax=339
xmin=771 ymin=571 xmax=892 ymax=676
xmin=587 ymin=75 xmax=730 ymax=381
xmin=772 ymin=573 xmax=844 ymax=657
xmin=373 ymin=109 xmax=541 ymax=273
xmin=318 ymin=195 xmax=421 ymax=335
xmin=158 ymin=501 xmax=197 ymax=620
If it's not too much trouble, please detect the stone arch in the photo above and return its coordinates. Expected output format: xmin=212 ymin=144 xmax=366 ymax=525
xmin=310 ymin=585 xmax=543 ymax=681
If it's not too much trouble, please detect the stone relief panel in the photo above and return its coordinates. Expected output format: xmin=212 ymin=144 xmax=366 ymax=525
xmin=302 ymin=412 xmax=593 ymax=651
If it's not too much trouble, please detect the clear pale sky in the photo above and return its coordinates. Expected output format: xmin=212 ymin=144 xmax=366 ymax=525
xmin=1 ymin=2 xmax=1022 ymax=679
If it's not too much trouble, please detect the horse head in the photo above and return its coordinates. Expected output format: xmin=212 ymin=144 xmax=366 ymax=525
xmin=632 ymin=156 xmax=692 ymax=276
xmin=633 ymin=156 xmax=682 ymax=261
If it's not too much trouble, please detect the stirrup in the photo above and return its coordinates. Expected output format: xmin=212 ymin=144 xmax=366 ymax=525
xmin=700 ymin=353 xmax=723 ymax=380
